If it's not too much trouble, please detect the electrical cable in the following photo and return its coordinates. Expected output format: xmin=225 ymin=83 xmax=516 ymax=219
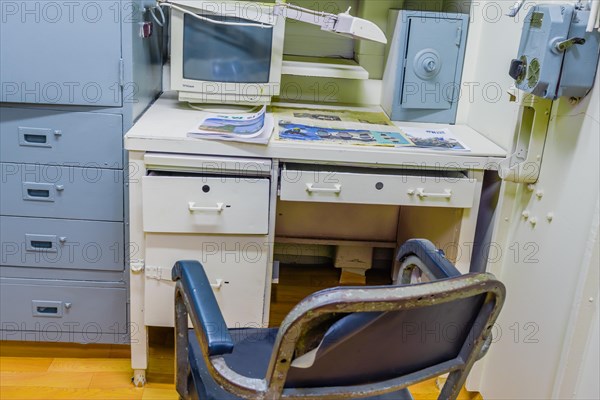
xmin=155 ymin=1 xmax=275 ymax=29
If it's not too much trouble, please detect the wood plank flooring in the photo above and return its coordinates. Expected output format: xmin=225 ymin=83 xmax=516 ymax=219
xmin=0 ymin=264 xmax=483 ymax=399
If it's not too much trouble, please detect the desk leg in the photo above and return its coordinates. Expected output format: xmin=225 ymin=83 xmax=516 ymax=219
xmin=129 ymin=152 xmax=148 ymax=387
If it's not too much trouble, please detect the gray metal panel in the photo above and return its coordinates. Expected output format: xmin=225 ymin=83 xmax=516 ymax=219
xmin=387 ymin=11 xmax=469 ymax=124
xmin=0 ymin=264 xmax=126 ymax=282
xmin=0 ymin=107 xmax=123 ymax=168
xmin=0 ymin=278 xmax=127 ymax=335
xmin=0 ymin=1 xmax=122 ymax=107
xmin=0 ymin=216 xmax=124 ymax=271
xmin=1 ymin=163 xmax=124 ymax=222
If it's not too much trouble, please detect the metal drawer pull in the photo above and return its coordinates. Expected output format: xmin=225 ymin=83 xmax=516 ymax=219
xmin=36 ymin=306 xmax=58 ymax=314
xmin=27 ymin=189 xmax=50 ymax=198
xmin=31 ymin=241 xmax=53 ymax=249
xmin=306 ymin=183 xmax=342 ymax=194
xmin=210 ymin=279 xmax=224 ymax=290
xmin=412 ymin=188 xmax=453 ymax=199
xmin=188 ymin=202 xmax=224 ymax=213
xmin=24 ymin=134 xmax=47 ymax=144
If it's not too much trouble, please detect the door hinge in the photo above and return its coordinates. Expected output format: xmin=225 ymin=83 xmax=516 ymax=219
xmin=119 ymin=58 xmax=125 ymax=87
xmin=130 ymin=259 xmax=145 ymax=274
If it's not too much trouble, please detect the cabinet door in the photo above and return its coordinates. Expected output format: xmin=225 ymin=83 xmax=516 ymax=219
xmin=401 ymin=16 xmax=463 ymax=110
xmin=0 ymin=1 xmax=122 ymax=106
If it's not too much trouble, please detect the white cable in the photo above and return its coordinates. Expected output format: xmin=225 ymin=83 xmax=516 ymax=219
xmin=158 ymin=1 xmax=274 ymax=29
xmin=148 ymin=3 xmax=166 ymax=27
xmin=587 ymin=0 xmax=599 ymax=32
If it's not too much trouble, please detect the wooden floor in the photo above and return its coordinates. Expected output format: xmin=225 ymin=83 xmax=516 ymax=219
xmin=0 ymin=264 xmax=482 ymax=399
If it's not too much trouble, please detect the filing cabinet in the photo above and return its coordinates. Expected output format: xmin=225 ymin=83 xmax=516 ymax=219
xmin=0 ymin=0 xmax=162 ymax=343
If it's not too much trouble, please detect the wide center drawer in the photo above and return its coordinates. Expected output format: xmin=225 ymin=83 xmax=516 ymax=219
xmin=142 ymin=174 xmax=270 ymax=234
xmin=279 ymin=166 xmax=477 ymax=208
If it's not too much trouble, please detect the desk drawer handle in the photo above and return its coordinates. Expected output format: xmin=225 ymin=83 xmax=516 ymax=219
xmin=210 ymin=279 xmax=224 ymax=290
xmin=188 ymin=202 xmax=224 ymax=213
xmin=411 ymin=188 xmax=453 ymax=199
xmin=306 ymin=183 xmax=342 ymax=194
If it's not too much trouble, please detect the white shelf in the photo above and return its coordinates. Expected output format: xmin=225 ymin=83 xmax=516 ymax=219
xmin=281 ymin=56 xmax=369 ymax=80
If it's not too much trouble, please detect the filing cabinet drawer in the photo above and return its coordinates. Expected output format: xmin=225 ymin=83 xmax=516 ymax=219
xmin=0 ymin=108 xmax=123 ymax=168
xmin=0 ymin=216 xmax=124 ymax=271
xmin=1 ymin=163 xmax=123 ymax=222
xmin=143 ymin=234 xmax=269 ymax=328
xmin=280 ymin=167 xmax=476 ymax=208
xmin=142 ymin=175 xmax=270 ymax=234
xmin=0 ymin=279 xmax=127 ymax=334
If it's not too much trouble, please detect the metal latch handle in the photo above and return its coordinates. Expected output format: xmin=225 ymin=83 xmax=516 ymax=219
xmin=188 ymin=202 xmax=224 ymax=213
xmin=555 ymin=37 xmax=586 ymax=52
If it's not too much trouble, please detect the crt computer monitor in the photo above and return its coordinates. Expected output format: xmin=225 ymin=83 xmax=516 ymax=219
xmin=170 ymin=1 xmax=285 ymax=105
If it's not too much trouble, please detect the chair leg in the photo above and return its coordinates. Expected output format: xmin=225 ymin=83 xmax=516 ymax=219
xmin=437 ymin=370 xmax=466 ymax=400
xmin=175 ymin=295 xmax=190 ymax=400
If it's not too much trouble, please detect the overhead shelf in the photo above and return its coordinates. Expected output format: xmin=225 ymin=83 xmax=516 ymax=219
xmin=281 ymin=56 xmax=370 ymax=80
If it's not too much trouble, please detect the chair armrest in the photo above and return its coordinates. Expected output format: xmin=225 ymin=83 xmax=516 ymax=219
xmin=396 ymin=239 xmax=461 ymax=281
xmin=172 ymin=260 xmax=234 ymax=356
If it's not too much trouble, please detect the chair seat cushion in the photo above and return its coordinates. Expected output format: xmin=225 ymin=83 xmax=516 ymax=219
xmin=187 ymin=328 xmax=414 ymax=400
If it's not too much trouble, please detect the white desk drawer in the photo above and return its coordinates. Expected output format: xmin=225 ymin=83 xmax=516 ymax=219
xmin=280 ymin=167 xmax=476 ymax=208
xmin=142 ymin=174 xmax=270 ymax=234
xmin=143 ymin=234 xmax=268 ymax=328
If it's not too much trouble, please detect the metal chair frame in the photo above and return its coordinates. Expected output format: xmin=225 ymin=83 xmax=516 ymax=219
xmin=174 ymin=240 xmax=505 ymax=400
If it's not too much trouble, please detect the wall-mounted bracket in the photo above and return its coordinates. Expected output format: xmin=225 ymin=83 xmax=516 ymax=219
xmin=498 ymin=94 xmax=552 ymax=184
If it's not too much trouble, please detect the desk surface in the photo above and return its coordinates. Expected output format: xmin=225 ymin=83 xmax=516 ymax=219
xmin=125 ymin=92 xmax=507 ymax=170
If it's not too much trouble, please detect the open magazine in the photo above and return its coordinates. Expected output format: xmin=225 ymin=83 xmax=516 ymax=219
xmin=398 ymin=126 xmax=470 ymax=151
xmin=271 ymin=107 xmax=470 ymax=151
xmin=272 ymin=107 xmax=415 ymax=147
xmin=187 ymin=105 xmax=274 ymax=145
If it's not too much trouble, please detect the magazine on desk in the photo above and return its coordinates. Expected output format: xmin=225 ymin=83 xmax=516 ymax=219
xmin=187 ymin=105 xmax=274 ymax=145
xmin=272 ymin=107 xmax=470 ymax=151
xmin=273 ymin=107 xmax=414 ymax=147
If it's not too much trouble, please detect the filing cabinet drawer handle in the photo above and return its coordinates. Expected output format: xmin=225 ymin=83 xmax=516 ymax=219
xmin=31 ymin=241 xmax=53 ymax=249
xmin=18 ymin=127 xmax=54 ymax=148
xmin=306 ymin=183 xmax=342 ymax=194
xmin=32 ymin=300 xmax=63 ymax=318
xmin=27 ymin=189 xmax=50 ymax=198
xmin=188 ymin=202 xmax=224 ymax=213
xmin=412 ymin=188 xmax=453 ymax=199
xmin=210 ymin=279 xmax=224 ymax=290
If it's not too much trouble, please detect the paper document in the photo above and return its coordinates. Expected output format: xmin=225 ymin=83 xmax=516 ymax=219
xmin=398 ymin=126 xmax=470 ymax=151
xmin=188 ymin=106 xmax=274 ymax=145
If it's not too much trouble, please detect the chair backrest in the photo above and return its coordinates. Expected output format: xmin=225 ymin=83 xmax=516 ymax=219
xmin=263 ymin=273 xmax=505 ymax=397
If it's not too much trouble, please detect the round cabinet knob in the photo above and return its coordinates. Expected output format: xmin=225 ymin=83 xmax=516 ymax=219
xmin=56 ymin=185 xmax=65 ymax=191
xmin=423 ymin=58 xmax=437 ymax=73
xmin=413 ymin=49 xmax=442 ymax=80
xmin=64 ymin=303 xmax=72 ymax=309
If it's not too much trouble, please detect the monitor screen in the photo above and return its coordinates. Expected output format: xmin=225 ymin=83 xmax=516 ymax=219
xmin=183 ymin=14 xmax=273 ymax=83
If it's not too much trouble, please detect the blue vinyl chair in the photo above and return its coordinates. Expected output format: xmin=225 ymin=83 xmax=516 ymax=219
xmin=172 ymin=239 xmax=505 ymax=400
